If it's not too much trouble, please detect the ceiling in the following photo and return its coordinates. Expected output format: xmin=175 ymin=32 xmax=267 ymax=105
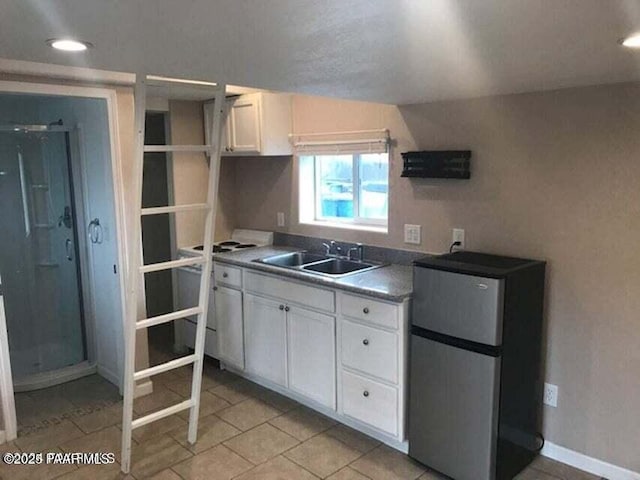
xmin=2 ymin=0 xmax=640 ymax=105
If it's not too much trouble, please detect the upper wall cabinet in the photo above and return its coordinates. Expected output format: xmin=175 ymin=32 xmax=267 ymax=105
xmin=204 ymin=92 xmax=292 ymax=156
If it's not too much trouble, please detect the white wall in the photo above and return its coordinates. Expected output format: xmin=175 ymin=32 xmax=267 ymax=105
xmin=225 ymin=84 xmax=640 ymax=473
xmin=45 ymin=96 xmax=125 ymax=388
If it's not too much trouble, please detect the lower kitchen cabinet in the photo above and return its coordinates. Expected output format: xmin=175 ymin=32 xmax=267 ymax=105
xmin=287 ymin=306 xmax=336 ymax=409
xmin=212 ymin=265 xmax=409 ymax=448
xmin=243 ymin=293 xmax=287 ymax=386
xmin=214 ymin=285 xmax=244 ymax=369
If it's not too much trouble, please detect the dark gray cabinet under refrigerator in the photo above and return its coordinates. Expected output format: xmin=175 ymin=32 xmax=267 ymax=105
xmin=409 ymin=251 xmax=545 ymax=480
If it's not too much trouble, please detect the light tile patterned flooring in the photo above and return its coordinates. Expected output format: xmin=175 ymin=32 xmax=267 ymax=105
xmin=3 ymin=359 xmax=602 ymax=480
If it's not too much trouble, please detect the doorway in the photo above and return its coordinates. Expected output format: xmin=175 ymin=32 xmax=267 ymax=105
xmin=0 ymin=83 xmax=128 ymax=442
xmin=142 ymin=112 xmax=179 ymax=365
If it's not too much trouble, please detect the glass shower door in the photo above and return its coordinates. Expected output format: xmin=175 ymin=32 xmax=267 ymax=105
xmin=0 ymin=131 xmax=86 ymax=383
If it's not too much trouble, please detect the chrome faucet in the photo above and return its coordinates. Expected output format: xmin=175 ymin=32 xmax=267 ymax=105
xmin=348 ymin=243 xmax=365 ymax=262
xmin=322 ymin=240 xmax=337 ymax=256
xmin=323 ymin=240 xmax=365 ymax=261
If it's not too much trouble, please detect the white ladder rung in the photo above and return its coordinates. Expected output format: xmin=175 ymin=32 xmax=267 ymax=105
xmin=141 ymin=204 xmax=210 ymax=216
xmin=139 ymin=256 xmax=205 ymax=274
xmin=144 ymin=145 xmax=214 ymax=153
xmin=131 ymin=399 xmax=194 ymax=430
xmin=133 ymin=354 xmax=198 ymax=381
xmin=136 ymin=307 xmax=202 ymax=330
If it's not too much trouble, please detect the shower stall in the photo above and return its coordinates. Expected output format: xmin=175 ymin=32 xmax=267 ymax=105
xmin=0 ymin=124 xmax=91 ymax=391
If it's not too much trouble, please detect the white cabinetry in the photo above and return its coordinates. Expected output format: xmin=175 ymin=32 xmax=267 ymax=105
xmin=287 ymin=306 xmax=336 ymax=409
xmin=243 ymin=293 xmax=287 ymax=386
xmin=224 ymin=95 xmax=260 ymax=154
xmin=214 ymin=285 xmax=244 ymax=369
xmin=337 ymin=292 xmax=407 ymax=440
xmin=214 ymin=264 xmax=409 ymax=449
xmin=205 ymin=92 xmax=292 ymax=156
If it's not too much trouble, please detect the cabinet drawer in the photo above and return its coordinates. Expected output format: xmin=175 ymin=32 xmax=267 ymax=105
xmin=214 ymin=263 xmax=242 ymax=288
xmin=245 ymin=271 xmax=335 ymax=312
xmin=342 ymin=370 xmax=398 ymax=436
xmin=341 ymin=293 xmax=398 ymax=329
xmin=341 ymin=319 xmax=398 ymax=383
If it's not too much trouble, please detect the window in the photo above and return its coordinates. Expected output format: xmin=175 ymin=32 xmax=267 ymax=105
xmin=299 ymin=152 xmax=389 ymax=230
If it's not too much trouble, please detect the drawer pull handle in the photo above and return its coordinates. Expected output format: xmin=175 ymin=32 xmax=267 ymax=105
xmin=362 ymin=339 xmax=369 ymax=346
xmin=222 ymin=272 xmax=229 ymax=278
xmin=285 ymin=306 xmax=290 ymax=312
xmin=279 ymin=305 xmax=285 ymax=310
xmin=363 ymin=307 xmax=370 ymax=314
xmin=363 ymin=390 xmax=369 ymax=398
xmin=213 ymin=286 xmax=218 ymax=291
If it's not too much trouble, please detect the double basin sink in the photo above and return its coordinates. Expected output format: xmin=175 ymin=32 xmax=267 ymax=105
xmin=255 ymin=251 xmax=384 ymax=278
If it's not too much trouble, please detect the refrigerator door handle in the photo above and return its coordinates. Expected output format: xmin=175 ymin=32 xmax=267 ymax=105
xmin=411 ymin=325 xmax=502 ymax=357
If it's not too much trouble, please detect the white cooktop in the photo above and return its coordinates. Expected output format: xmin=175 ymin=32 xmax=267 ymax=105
xmin=179 ymin=229 xmax=273 ymax=256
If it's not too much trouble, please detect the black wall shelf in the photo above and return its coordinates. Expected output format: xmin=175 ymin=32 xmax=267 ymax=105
xmin=401 ymin=150 xmax=471 ymax=179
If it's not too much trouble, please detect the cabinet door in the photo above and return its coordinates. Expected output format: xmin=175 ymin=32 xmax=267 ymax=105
xmin=287 ymin=306 xmax=336 ymax=409
xmin=215 ymin=285 xmax=244 ymax=369
xmin=243 ymin=293 xmax=287 ymax=386
xmin=227 ymin=94 xmax=261 ymax=154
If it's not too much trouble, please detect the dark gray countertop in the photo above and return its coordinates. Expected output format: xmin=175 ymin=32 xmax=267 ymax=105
xmin=213 ymin=246 xmax=413 ymax=302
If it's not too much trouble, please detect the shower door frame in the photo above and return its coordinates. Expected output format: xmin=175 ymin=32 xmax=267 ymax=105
xmin=0 ymin=80 xmax=129 ymax=442
xmin=0 ymin=125 xmax=96 ymax=390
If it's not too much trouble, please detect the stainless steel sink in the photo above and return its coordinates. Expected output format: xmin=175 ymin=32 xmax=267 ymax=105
xmin=258 ymin=252 xmax=330 ymax=267
xmin=302 ymin=258 xmax=380 ymax=276
xmin=255 ymin=251 xmax=384 ymax=277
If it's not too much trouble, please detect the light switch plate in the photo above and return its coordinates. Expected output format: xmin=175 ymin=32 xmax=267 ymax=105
xmin=277 ymin=212 xmax=285 ymax=227
xmin=404 ymin=224 xmax=421 ymax=245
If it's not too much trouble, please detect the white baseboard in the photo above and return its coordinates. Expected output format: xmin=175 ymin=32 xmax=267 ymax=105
xmin=97 ymin=365 xmax=120 ymax=388
xmin=134 ymin=380 xmax=153 ymax=398
xmin=542 ymin=441 xmax=640 ymax=480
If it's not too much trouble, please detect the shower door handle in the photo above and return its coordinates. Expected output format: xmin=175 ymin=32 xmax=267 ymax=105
xmin=88 ymin=218 xmax=103 ymax=244
xmin=17 ymin=150 xmax=31 ymax=237
xmin=65 ymin=238 xmax=73 ymax=261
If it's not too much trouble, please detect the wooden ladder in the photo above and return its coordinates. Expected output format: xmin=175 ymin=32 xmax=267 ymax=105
xmin=120 ymin=74 xmax=226 ymax=473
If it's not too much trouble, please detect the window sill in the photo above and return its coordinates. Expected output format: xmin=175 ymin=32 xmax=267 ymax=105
xmin=299 ymin=220 xmax=388 ymax=234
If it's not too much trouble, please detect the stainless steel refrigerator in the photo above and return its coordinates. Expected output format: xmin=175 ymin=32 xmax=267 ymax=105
xmin=409 ymin=251 xmax=545 ymax=480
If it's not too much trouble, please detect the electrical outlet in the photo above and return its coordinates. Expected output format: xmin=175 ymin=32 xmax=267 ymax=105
xmin=404 ymin=224 xmax=421 ymax=245
xmin=544 ymin=383 xmax=558 ymax=407
xmin=277 ymin=212 xmax=285 ymax=227
xmin=452 ymin=228 xmax=465 ymax=250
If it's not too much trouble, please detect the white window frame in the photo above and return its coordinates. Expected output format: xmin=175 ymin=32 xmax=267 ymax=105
xmin=311 ymin=152 xmax=388 ymax=227
xmin=294 ymin=129 xmax=390 ymax=233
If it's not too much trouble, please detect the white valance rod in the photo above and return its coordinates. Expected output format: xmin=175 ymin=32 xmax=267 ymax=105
xmin=292 ymin=138 xmax=388 ymax=147
xmin=289 ymin=128 xmax=388 ymax=138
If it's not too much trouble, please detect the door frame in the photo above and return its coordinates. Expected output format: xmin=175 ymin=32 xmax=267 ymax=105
xmin=0 ymin=80 xmax=129 ymax=442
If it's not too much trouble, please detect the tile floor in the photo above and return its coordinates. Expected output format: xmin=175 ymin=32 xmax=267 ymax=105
xmin=5 ymin=358 xmax=602 ymax=480
xmin=14 ymin=374 xmax=122 ymax=436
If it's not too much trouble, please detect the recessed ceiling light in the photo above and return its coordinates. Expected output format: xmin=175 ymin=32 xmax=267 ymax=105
xmin=620 ymin=33 xmax=640 ymax=48
xmin=46 ymin=38 xmax=93 ymax=52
